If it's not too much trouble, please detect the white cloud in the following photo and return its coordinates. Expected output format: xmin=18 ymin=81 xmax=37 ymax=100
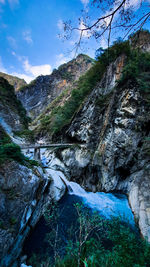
xmin=22 ymin=30 xmax=33 ymax=44
xmin=0 ymin=0 xmax=19 ymax=7
xmin=126 ymin=0 xmax=140 ymax=8
xmin=80 ymin=0 xmax=89 ymax=5
xmin=10 ymin=72 xmax=33 ymax=83
xmin=5 ymin=52 xmax=52 ymax=83
xmin=79 ymin=19 xmax=91 ymax=38
xmin=7 ymin=36 xmax=17 ymax=48
xmin=57 ymin=19 xmax=64 ymax=30
xmin=11 ymin=51 xmax=23 ymax=61
xmin=23 ymin=59 xmax=52 ymax=77
xmin=8 ymin=0 xmax=19 ymax=5
xmin=9 ymin=58 xmax=52 ymax=83
xmin=100 ymin=37 xmax=108 ymax=49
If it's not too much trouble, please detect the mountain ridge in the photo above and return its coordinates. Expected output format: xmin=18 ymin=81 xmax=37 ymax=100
xmin=16 ymin=54 xmax=94 ymax=120
xmin=0 ymin=72 xmax=26 ymax=91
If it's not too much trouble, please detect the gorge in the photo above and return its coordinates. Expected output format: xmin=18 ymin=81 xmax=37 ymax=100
xmin=0 ymin=30 xmax=150 ymax=266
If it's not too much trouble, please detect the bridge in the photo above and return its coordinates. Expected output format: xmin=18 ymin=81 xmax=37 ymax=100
xmin=21 ymin=143 xmax=85 ymax=162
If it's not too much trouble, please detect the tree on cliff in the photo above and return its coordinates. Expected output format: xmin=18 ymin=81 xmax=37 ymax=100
xmin=60 ymin=0 xmax=150 ymax=53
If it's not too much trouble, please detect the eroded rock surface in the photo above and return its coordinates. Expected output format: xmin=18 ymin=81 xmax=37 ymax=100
xmin=17 ymin=54 xmax=93 ymax=119
xmin=0 ymin=77 xmax=28 ymax=135
xmin=0 ymin=161 xmax=66 ymax=267
xmin=41 ymin=48 xmax=150 ymax=241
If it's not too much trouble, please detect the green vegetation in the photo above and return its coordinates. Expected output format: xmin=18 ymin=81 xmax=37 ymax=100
xmin=10 ymin=217 xmax=17 ymax=225
xmin=35 ymin=85 xmax=72 ymax=123
xmin=142 ymin=137 xmax=150 ymax=155
xmin=29 ymin=203 xmax=150 ymax=267
xmin=37 ymin=34 xmax=150 ymax=139
xmin=60 ymin=71 xmax=73 ymax=81
xmin=95 ymin=91 xmax=113 ymax=109
xmin=0 ymin=126 xmax=38 ymax=167
xmin=38 ymin=41 xmax=130 ymax=136
xmin=117 ymin=50 xmax=150 ymax=103
xmin=0 ymin=72 xmax=26 ymax=91
xmin=0 ymin=142 xmax=39 ymax=167
xmin=0 ymin=77 xmax=31 ymax=128
xmin=14 ymin=129 xmax=35 ymax=142
xmin=19 ymin=79 xmax=36 ymax=91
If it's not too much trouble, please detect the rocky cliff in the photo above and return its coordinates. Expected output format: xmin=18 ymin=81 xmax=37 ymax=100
xmin=0 ymin=30 xmax=150 ymax=266
xmin=0 ymin=77 xmax=29 ymax=138
xmin=17 ymin=54 xmax=93 ymax=120
xmin=0 ymin=161 xmax=66 ymax=267
xmin=36 ymin=32 xmax=150 ymax=242
xmin=0 ymin=77 xmax=66 ymax=266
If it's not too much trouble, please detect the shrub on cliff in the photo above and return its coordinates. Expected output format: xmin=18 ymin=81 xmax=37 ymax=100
xmin=0 ymin=126 xmax=38 ymax=167
xmin=28 ymin=203 xmax=150 ymax=267
xmin=0 ymin=142 xmax=39 ymax=167
xmin=117 ymin=50 xmax=150 ymax=96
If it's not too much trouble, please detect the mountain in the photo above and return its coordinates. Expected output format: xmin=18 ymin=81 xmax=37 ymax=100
xmin=0 ymin=30 xmax=150 ymax=266
xmin=0 ymin=77 xmax=66 ymax=266
xmin=17 ymin=54 xmax=93 ymax=119
xmin=32 ymin=31 xmax=150 ymax=242
xmin=0 ymin=72 xmax=26 ymax=91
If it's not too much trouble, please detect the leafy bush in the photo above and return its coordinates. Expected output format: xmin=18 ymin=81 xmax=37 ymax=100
xmin=95 ymin=91 xmax=113 ymax=108
xmin=0 ymin=128 xmax=39 ymax=167
xmin=0 ymin=142 xmax=38 ymax=167
xmin=117 ymin=50 xmax=150 ymax=96
xmin=28 ymin=203 xmax=150 ymax=267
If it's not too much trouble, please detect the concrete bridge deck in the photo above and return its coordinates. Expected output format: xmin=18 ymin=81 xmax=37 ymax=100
xmin=20 ymin=143 xmax=86 ymax=149
xmin=21 ymin=143 xmax=86 ymax=162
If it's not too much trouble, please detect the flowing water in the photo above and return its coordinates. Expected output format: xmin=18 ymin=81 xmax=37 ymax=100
xmin=23 ymin=167 xmax=135 ymax=263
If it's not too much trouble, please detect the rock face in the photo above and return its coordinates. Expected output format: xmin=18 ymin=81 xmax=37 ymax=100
xmin=0 ymin=72 xmax=26 ymax=91
xmin=39 ymin=34 xmax=150 ymax=242
xmin=0 ymin=161 xmax=66 ymax=266
xmin=17 ymin=54 xmax=93 ymax=119
xmin=0 ymin=76 xmax=67 ymax=266
xmin=0 ymin=31 xmax=150 ymax=267
xmin=0 ymin=77 xmax=29 ymax=135
xmin=129 ymin=30 xmax=150 ymax=52
xmin=63 ymin=81 xmax=150 ymax=241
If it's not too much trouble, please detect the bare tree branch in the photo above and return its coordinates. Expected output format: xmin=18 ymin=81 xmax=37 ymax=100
xmin=61 ymin=0 xmax=150 ymax=54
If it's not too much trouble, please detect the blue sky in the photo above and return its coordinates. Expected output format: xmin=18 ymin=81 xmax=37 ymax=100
xmin=0 ymin=0 xmax=149 ymax=83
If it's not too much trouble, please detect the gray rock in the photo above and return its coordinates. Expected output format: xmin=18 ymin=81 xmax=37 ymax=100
xmin=17 ymin=55 xmax=93 ymax=119
xmin=0 ymin=161 xmax=66 ymax=266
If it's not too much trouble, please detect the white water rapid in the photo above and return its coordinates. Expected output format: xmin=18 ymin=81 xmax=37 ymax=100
xmin=47 ymin=168 xmax=134 ymax=224
xmin=23 ymin=149 xmax=134 ymax=224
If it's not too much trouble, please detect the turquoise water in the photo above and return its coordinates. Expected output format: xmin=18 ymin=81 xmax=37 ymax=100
xmin=23 ymin=168 xmax=135 ymax=263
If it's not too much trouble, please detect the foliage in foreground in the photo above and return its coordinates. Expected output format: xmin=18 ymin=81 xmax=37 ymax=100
xmin=29 ymin=203 xmax=150 ymax=267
